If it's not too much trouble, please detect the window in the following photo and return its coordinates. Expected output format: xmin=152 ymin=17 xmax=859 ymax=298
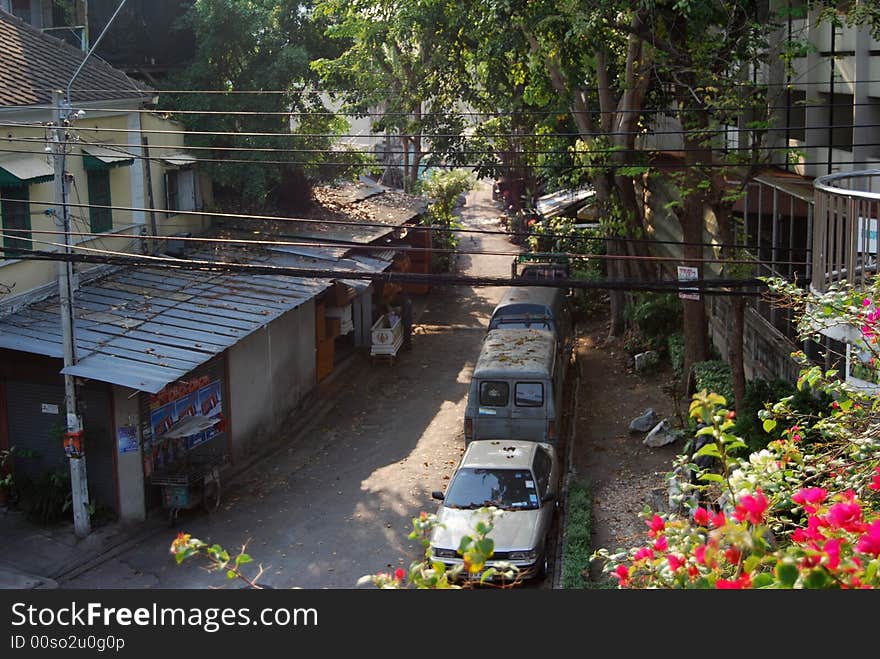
xmin=532 ymin=447 xmax=553 ymax=496
xmin=515 ymin=382 xmax=544 ymax=407
xmin=87 ymin=169 xmax=112 ymax=233
xmin=444 ymin=468 xmax=538 ymax=510
xmin=1 ymin=185 xmax=31 ymax=258
xmin=165 ymin=168 xmax=201 ymax=212
xmin=479 ymin=381 xmax=509 ymax=407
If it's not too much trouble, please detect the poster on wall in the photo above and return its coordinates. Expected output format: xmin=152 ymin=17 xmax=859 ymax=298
xmin=147 ymin=376 xmax=225 ymax=464
xmin=117 ymin=425 xmax=139 ymax=454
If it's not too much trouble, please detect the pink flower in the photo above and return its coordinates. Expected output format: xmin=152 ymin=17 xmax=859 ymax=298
xmin=653 ymin=536 xmax=668 ymax=552
xmin=793 ymin=515 xmax=826 ymax=545
xmin=824 ymin=538 xmax=842 ymax=571
xmin=733 ymin=489 xmax=769 ymax=526
xmin=869 ymin=467 xmax=880 ymax=492
xmin=394 ymin=568 xmax=406 ymax=581
xmin=711 ymin=511 xmax=727 ymax=528
xmin=647 ymin=514 xmax=665 ymax=538
xmin=694 ymin=544 xmax=708 ymax=565
xmin=693 ymin=507 xmax=711 ymax=526
xmin=792 ymin=487 xmax=828 ymax=514
xmin=824 ymin=502 xmax=865 ymax=533
xmin=633 ymin=546 xmax=654 ymax=562
xmin=667 ymin=554 xmax=685 ymax=571
xmin=856 ymin=520 xmax=880 ymax=557
xmin=614 ymin=564 xmax=630 ymax=587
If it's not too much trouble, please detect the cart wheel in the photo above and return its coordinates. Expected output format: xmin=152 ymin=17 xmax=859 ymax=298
xmin=203 ymin=478 xmax=221 ymax=513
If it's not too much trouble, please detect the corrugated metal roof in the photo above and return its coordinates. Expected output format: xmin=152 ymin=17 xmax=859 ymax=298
xmin=0 ymin=260 xmax=330 ymax=393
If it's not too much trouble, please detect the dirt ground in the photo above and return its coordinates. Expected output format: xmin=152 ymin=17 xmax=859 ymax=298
xmin=568 ymin=306 xmax=685 ymax=583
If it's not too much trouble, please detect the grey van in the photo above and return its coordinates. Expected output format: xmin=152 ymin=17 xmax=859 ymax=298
xmin=464 ymin=328 xmax=564 ymax=445
xmin=487 ymin=286 xmax=573 ymax=360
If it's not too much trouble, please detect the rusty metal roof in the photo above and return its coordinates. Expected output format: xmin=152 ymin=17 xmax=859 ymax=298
xmin=0 ymin=258 xmax=330 ymax=393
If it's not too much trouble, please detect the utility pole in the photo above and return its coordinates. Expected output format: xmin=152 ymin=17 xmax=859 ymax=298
xmin=52 ymin=90 xmax=91 ymax=538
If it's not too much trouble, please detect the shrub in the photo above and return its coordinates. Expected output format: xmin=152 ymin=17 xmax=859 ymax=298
xmin=691 ymin=360 xmax=734 ymax=403
xmin=625 ymin=293 xmax=682 ymax=353
xmin=561 ymin=478 xmax=594 ymax=589
xmin=668 ymin=333 xmax=685 ymax=379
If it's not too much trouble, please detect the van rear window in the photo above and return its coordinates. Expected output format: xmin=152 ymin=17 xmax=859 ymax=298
xmin=515 ymin=382 xmax=544 ymax=407
xmin=480 ymin=381 xmax=509 ymax=406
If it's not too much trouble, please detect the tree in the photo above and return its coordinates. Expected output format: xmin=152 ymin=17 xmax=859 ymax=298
xmin=161 ymin=0 xmax=367 ymax=213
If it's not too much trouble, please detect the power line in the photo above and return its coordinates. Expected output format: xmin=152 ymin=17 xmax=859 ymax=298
xmin=0 ymin=195 xmax=814 ymax=255
xmin=0 ymin=242 xmax=770 ymax=296
xmin=0 ymin=226 xmax=810 ymax=268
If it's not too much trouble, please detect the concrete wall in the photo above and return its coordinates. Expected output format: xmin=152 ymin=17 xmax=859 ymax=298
xmin=227 ymin=299 xmax=317 ymax=461
xmin=111 ymin=385 xmax=146 ymax=522
xmin=707 ymin=296 xmax=802 ymax=385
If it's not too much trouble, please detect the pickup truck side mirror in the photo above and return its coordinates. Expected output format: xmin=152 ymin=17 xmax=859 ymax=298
xmin=431 ymin=490 xmax=445 ymax=501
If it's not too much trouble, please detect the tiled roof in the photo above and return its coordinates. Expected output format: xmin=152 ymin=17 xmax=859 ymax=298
xmin=0 ymin=9 xmax=151 ymax=108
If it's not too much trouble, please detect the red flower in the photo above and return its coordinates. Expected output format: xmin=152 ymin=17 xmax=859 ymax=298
xmin=614 ymin=564 xmax=630 ymax=587
xmin=711 ymin=511 xmax=727 ymax=528
xmin=394 ymin=568 xmax=406 ymax=581
xmin=831 ymin=401 xmax=840 ymax=410
xmin=792 ymin=487 xmax=828 ymax=514
xmin=733 ymin=488 xmax=769 ymax=526
xmin=687 ymin=565 xmax=699 ymax=579
xmin=856 ymin=520 xmax=880 ymax=557
xmin=647 ymin=514 xmax=665 ymax=538
xmin=694 ymin=544 xmax=708 ymax=566
xmin=716 ymin=573 xmax=751 ymax=589
xmin=724 ymin=546 xmax=742 ymax=565
xmin=824 ymin=501 xmax=865 ymax=533
xmin=667 ymin=554 xmax=685 ymax=571
xmin=869 ymin=467 xmax=880 ymax=492
xmin=653 ymin=536 xmax=668 ymax=552
xmin=693 ymin=507 xmax=711 ymax=526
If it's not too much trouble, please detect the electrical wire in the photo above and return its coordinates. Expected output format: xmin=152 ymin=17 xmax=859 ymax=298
xmin=0 ymin=239 xmax=770 ymax=296
xmin=0 ymin=195 xmax=816 ymax=256
xmin=0 ymin=226 xmax=810 ymax=268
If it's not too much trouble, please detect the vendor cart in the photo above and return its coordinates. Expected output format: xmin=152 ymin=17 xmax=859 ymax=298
xmin=151 ymin=454 xmax=225 ymax=525
xmin=370 ymin=312 xmax=404 ymax=364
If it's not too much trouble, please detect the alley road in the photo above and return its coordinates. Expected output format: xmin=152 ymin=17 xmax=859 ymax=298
xmin=61 ymin=181 xmax=513 ymax=589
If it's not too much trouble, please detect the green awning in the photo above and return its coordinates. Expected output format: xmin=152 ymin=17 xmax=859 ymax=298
xmin=0 ymin=154 xmax=54 ymax=186
xmin=82 ymin=145 xmax=135 ymax=171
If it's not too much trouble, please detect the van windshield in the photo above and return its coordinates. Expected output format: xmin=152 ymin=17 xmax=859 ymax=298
xmin=494 ymin=320 xmax=552 ymax=331
xmin=444 ymin=468 xmax=539 ymax=510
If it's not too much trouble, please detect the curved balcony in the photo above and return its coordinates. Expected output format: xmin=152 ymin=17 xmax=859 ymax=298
xmin=811 ymin=169 xmax=880 ymax=295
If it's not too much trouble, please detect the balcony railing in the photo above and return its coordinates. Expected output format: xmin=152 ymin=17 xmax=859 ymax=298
xmin=812 ymin=170 xmax=880 ymax=294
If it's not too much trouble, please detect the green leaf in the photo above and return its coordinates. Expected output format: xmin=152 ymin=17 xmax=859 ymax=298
xmin=744 ymin=555 xmax=762 ymax=573
xmin=480 ymin=568 xmax=497 ymax=583
xmin=804 ymin=569 xmax=831 ymax=589
xmin=762 ymin=418 xmax=777 ymax=433
xmin=695 ymin=443 xmax=722 ymax=458
xmin=236 ymin=554 xmax=253 ymax=566
xmin=226 ymin=570 xmax=237 ymax=580
xmin=457 ymin=536 xmax=473 ymax=554
xmin=699 ymin=473 xmax=724 ymax=483
xmin=751 ymin=573 xmax=774 ymax=589
xmin=776 ymin=562 xmax=799 ymax=588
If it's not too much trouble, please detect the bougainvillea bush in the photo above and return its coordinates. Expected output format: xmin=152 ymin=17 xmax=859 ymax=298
xmin=595 ymin=277 xmax=880 ymax=589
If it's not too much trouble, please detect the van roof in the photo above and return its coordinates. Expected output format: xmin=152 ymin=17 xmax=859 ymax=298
xmin=473 ymin=328 xmax=556 ymax=378
xmin=494 ymin=286 xmax=562 ymax=312
xmin=461 ymin=439 xmax=550 ymax=469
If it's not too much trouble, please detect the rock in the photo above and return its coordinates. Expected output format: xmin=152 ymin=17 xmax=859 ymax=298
xmin=629 ymin=408 xmax=658 ymax=433
xmin=634 ymin=350 xmax=659 ymax=372
xmin=643 ymin=418 xmax=677 ymax=447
